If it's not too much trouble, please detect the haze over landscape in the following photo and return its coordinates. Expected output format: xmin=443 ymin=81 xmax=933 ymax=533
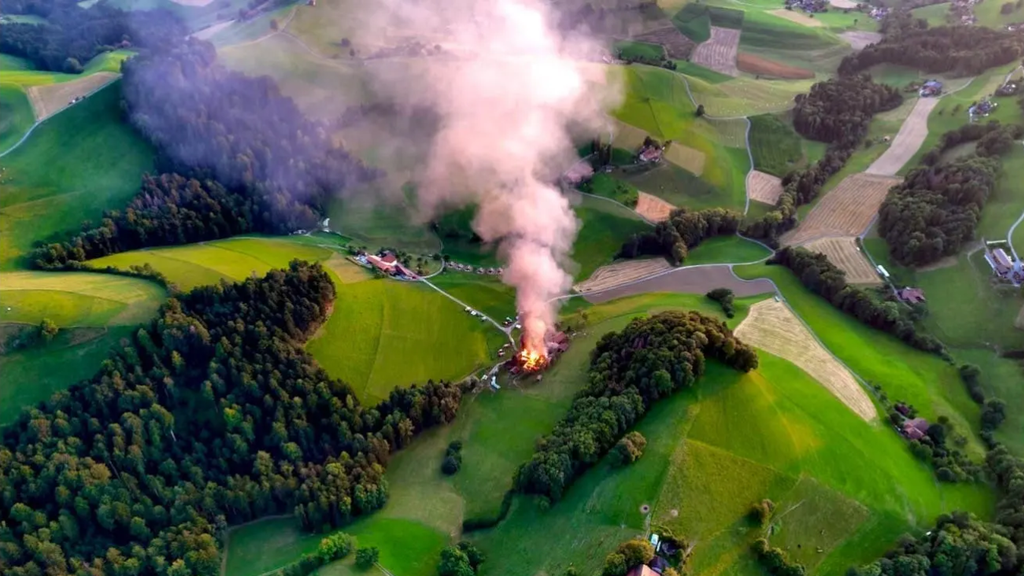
xmin=2 ymin=0 xmax=1024 ymax=575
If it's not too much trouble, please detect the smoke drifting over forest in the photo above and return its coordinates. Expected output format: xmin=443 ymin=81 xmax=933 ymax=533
xmin=353 ymin=0 xmax=621 ymax=351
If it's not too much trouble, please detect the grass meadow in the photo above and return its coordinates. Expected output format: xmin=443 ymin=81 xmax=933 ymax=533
xmin=684 ymin=235 xmax=772 ymax=265
xmin=0 ymin=81 xmax=155 ymax=270
xmin=733 ymin=263 xmax=986 ymax=453
xmin=748 ymin=113 xmax=806 ymax=177
xmin=571 ymin=194 xmax=652 ymax=280
xmin=0 ymin=84 xmax=34 ymax=153
xmin=428 ymin=273 xmax=516 ymax=322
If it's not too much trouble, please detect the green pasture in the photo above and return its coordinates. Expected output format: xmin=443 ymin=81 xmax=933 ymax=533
xmin=0 ymin=51 xmax=132 ymax=87
xmin=428 ymin=273 xmax=516 ymax=323
xmin=0 ymin=84 xmax=34 ymax=154
xmin=748 ymin=113 xmax=806 ymax=177
xmin=0 ymin=54 xmax=36 ymax=72
xmin=210 ymin=5 xmax=295 ymax=47
xmin=0 ymin=326 xmax=134 ymax=425
xmin=327 ymin=187 xmax=442 ymax=254
xmin=975 ymin=0 xmax=1022 ymax=28
xmin=0 ymin=271 xmax=164 ymax=327
xmin=910 ymin=3 xmax=950 ymax=26
xmin=614 ymin=40 xmax=666 ymax=61
xmin=684 ymin=235 xmax=771 ymax=265
xmin=684 ymin=73 xmax=816 ymax=116
xmin=571 ymin=194 xmax=651 ymax=280
xmin=471 ymin=349 xmax=992 ymax=576
xmin=955 ymin=349 xmax=1024 ymax=456
xmin=585 ymin=172 xmax=640 ymax=207
xmin=733 ymin=263 xmax=985 ymax=452
xmin=0 ymin=81 xmax=155 ymax=270
xmin=676 ymin=62 xmax=733 ymax=85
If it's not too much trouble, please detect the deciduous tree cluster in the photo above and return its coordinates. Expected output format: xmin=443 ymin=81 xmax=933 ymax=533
xmin=769 ymin=247 xmax=946 ymax=355
xmin=619 ymin=207 xmax=743 ymax=264
xmin=839 ymin=22 xmax=1024 ymax=77
xmin=0 ymin=262 xmax=462 ymax=576
xmin=515 ymin=311 xmax=758 ymax=501
xmin=0 ymin=0 xmax=185 ymax=72
xmin=879 ymin=123 xmax=1021 ymax=266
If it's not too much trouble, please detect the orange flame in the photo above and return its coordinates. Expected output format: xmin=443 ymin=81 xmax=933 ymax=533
xmin=517 ymin=346 xmax=547 ymax=372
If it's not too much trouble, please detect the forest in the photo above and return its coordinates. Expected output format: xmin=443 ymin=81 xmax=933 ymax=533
xmin=0 ymin=0 xmax=184 ymax=72
xmin=0 ymin=262 xmax=463 ymax=576
xmin=31 ymin=39 xmax=382 ymax=270
xmin=618 ymin=207 xmax=743 ymax=263
xmin=840 ymin=17 xmax=1024 ymax=77
xmin=744 ymin=75 xmax=902 ymax=244
xmin=514 ymin=311 xmax=758 ymax=501
xmin=769 ymin=247 xmax=946 ymax=355
xmin=878 ymin=123 xmax=1021 ymax=266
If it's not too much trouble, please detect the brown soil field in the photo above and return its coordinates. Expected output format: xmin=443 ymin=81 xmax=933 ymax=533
xmin=804 ymin=237 xmax=882 ymax=285
xmin=635 ymin=191 xmax=676 ymax=222
xmin=840 ymin=31 xmax=882 ymax=50
xmin=574 ymin=258 xmax=673 ymax=293
xmin=735 ymin=300 xmax=876 ymax=421
xmin=634 ymin=26 xmax=697 ymax=59
xmin=782 ymin=173 xmax=901 ymax=245
xmin=768 ymin=8 xmax=823 ymax=27
xmin=27 ymin=72 xmax=119 ymax=121
xmin=747 ymin=170 xmax=784 ymax=205
xmin=866 ymin=97 xmax=938 ymax=176
xmin=691 ymin=26 xmax=740 ymax=77
xmin=584 ymin=264 xmax=775 ymax=303
xmin=737 ymin=52 xmax=814 ymax=80
xmin=663 ymin=143 xmax=706 ymax=175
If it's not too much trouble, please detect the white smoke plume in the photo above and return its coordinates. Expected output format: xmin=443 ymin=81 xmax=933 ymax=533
xmin=353 ymin=0 xmax=621 ymax=352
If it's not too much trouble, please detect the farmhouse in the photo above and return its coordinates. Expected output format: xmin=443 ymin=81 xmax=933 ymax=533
xmin=366 ymin=252 xmax=398 ymax=273
xmin=638 ymin=144 xmax=663 ymax=164
xmin=969 ymin=99 xmax=997 ymax=120
xmin=897 ymin=287 xmax=926 ymax=304
xmin=626 ymin=565 xmax=658 ymax=576
xmin=984 ymin=248 xmax=1024 ymax=285
xmin=919 ymin=80 xmax=943 ymax=97
xmin=902 ymin=418 xmax=930 ymax=441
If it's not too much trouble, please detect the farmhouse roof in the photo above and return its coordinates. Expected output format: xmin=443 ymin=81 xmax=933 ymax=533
xmin=626 ymin=566 xmax=658 ymax=576
xmin=639 ymin=146 xmax=662 ymax=162
xmin=902 ymin=417 xmax=930 ymax=440
xmin=994 ymin=248 xmax=1013 ymax=269
xmin=381 ymin=253 xmax=398 ymax=264
xmin=898 ymin=287 xmax=926 ymax=304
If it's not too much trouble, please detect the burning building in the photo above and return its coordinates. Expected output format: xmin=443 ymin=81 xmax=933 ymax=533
xmin=507 ymin=330 xmax=570 ymax=374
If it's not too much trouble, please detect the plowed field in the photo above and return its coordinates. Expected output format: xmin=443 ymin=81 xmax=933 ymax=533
xmin=27 ymin=72 xmax=118 ymax=121
xmin=663 ymin=143 xmax=706 ymax=175
xmin=737 ymin=53 xmax=814 ymax=80
xmin=747 ymin=170 xmax=784 ymax=205
xmin=635 ymin=191 xmax=676 ymax=222
xmin=735 ymin=300 xmax=876 ymax=421
xmin=804 ymin=237 xmax=882 ymax=285
xmin=782 ymin=173 xmax=901 ymax=245
xmin=574 ymin=258 xmax=673 ymax=293
xmin=691 ymin=26 xmax=740 ymax=77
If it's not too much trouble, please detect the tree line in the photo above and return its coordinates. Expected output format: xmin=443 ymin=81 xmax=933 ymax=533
xmin=743 ymin=75 xmax=902 ymax=245
xmin=514 ymin=311 xmax=758 ymax=502
xmin=769 ymin=247 xmax=946 ymax=356
xmin=878 ymin=122 xmax=1021 ymax=267
xmin=31 ymin=40 xmax=381 ymax=269
xmin=618 ymin=207 xmax=743 ymax=264
xmin=0 ymin=262 xmax=463 ymax=576
xmin=0 ymin=0 xmax=185 ymax=72
xmin=839 ymin=16 xmax=1024 ymax=77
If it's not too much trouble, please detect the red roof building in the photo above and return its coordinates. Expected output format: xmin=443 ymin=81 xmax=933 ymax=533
xmin=626 ymin=566 xmax=658 ymax=576
xmin=902 ymin=418 xmax=929 ymax=441
xmin=898 ymin=287 xmax=926 ymax=304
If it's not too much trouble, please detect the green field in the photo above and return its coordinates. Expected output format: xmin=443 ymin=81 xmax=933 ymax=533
xmin=734 ymin=263 xmax=985 ymax=452
xmin=0 ymin=51 xmax=133 ymax=88
xmin=0 ymin=84 xmax=34 ymax=154
xmin=955 ymin=349 xmax=1024 ymax=456
xmin=614 ymin=40 xmax=666 ymax=61
xmin=571 ymin=194 xmax=652 ymax=280
xmin=428 ymin=273 xmax=516 ymax=323
xmin=910 ymin=2 xmax=950 ymax=26
xmin=585 ymin=172 xmax=640 ymax=207
xmin=748 ymin=113 xmax=806 ymax=177
xmin=684 ymin=235 xmax=772 ymax=265
xmin=88 ymin=235 xmax=506 ymax=403
xmin=0 ymin=82 xmax=155 ymax=270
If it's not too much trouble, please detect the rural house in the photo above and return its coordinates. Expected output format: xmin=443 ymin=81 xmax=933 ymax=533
xmin=919 ymin=80 xmax=943 ymax=97
xmin=897 ymin=287 xmax=926 ymax=304
xmin=984 ymin=247 xmax=1024 ymax=285
xmin=638 ymin=145 xmax=663 ymax=163
xmin=626 ymin=565 xmax=658 ymax=576
xmin=902 ymin=418 xmax=930 ymax=441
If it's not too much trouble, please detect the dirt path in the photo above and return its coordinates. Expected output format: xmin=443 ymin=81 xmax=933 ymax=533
xmin=27 ymin=72 xmax=119 ymax=121
xmin=865 ymin=97 xmax=938 ymax=176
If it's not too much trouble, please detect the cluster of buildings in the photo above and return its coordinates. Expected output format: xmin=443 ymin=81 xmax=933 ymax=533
xmin=996 ymin=80 xmax=1020 ymax=97
xmin=354 ymin=251 xmax=418 ymax=279
xmin=984 ymin=246 xmax=1024 ymax=285
xmin=894 ymin=404 xmax=931 ymax=440
xmin=783 ymin=0 xmax=829 ymax=14
xmin=869 ymin=6 xmax=890 ymax=20
xmin=638 ymin=142 xmax=663 ymax=164
xmin=950 ymin=0 xmax=978 ymax=24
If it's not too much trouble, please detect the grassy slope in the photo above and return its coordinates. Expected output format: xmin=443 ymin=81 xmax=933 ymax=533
xmin=0 ymin=84 xmax=34 ymax=153
xmin=911 ymin=2 xmax=950 ymax=25
xmin=89 ymin=236 xmax=505 ymax=404
xmin=685 ymin=235 xmax=772 ymax=265
xmin=733 ymin=263 xmax=985 ymax=453
xmin=571 ymin=194 xmax=651 ymax=280
xmin=748 ymin=113 xmax=805 ymax=177
xmin=427 ymin=273 xmax=516 ymax=322
xmin=0 ymin=81 xmax=155 ymax=269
